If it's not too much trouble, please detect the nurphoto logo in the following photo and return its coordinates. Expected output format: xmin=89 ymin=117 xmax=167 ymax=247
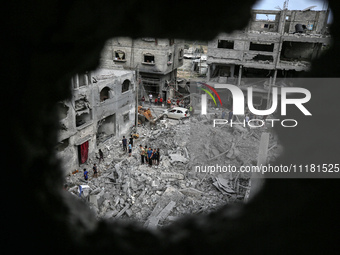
xmin=199 ymin=82 xmax=311 ymax=128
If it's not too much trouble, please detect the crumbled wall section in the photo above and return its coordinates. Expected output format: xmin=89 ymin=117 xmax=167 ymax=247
xmin=3 ymin=0 xmax=340 ymax=254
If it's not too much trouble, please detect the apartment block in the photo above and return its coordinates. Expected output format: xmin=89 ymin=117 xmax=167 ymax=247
xmin=103 ymin=37 xmax=185 ymax=100
xmin=206 ymin=8 xmax=331 ymax=109
xmin=56 ymin=64 xmax=136 ymax=174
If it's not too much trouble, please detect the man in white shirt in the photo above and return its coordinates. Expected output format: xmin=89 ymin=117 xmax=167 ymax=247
xmin=149 ymin=93 xmax=153 ymax=105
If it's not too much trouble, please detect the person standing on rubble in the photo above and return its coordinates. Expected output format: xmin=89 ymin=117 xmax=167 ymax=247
xmin=149 ymin=93 xmax=153 ymax=105
xmin=140 ymin=144 xmax=145 ymax=164
xmin=141 ymin=96 xmax=145 ymax=107
xmin=84 ymin=169 xmax=88 ymax=181
xmin=129 ymin=135 xmax=134 ymax=147
xmin=189 ymin=104 xmax=193 ymax=115
xmin=156 ymin=148 xmax=160 ymax=165
xmin=228 ymin=110 xmax=233 ymax=124
xmin=145 ymin=145 xmax=148 ymax=163
xmin=245 ymin=114 xmax=250 ymax=131
xmin=221 ymin=109 xmax=226 ymax=119
xmin=122 ymin=136 xmax=127 ymax=152
xmin=93 ymin=164 xmax=98 ymax=178
xmin=128 ymin=142 xmax=132 ymax=157
xmin=167 ymin=98 xmax=171 ymax=108
xmin=157 ymin=94 xmax=161 ymax=106
xmin=155 ymin=97 xmax=158 ymax=106
xmin=151 ymin=148 xmax=157 ymax=164
xmin=159 ymin=97 xmax=163 ymax=107
xmin=98 ymin=149 xmax=104 ymax=164
xmin=147 ymin=147 xmax=153 ymax=167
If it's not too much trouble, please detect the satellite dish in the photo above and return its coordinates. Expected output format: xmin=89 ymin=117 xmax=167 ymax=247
xmin=302 ymin=6 xmax=317 ymax=11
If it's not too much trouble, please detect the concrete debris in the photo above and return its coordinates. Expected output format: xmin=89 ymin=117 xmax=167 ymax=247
xmin=179 ymin=187 xmax=204 ymax=198
xmin=213 ymin=175 xmax=235 ymax=194
xmin=65 ymin=109 xmax=281 ymax=228
xmin=161 ymin=172 xmax=184 ymax=180
xmin=115 ymin=204 xmax=130 ymax=218
xmin=169 ymin=153 xmax=189 ymax=164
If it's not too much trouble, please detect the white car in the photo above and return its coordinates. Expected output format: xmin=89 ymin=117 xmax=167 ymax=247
xmin=163 ymin=107 xmax=190 ymax=120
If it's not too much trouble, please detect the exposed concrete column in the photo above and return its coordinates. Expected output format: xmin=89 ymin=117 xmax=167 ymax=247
xmin=75 ymin=74 xmax=79 ymax=89
xmin=237 ymin=66 xmax=243 ymax=86
xmin=207 ymin=64 xmax=211 ymax=81
xmin=85 ymin=73 xmax=89 ymax=86
xmin=246 ymin=132 xmax=270 ymax=202
xmin=272 ymin=69 xmax=277 ymax=86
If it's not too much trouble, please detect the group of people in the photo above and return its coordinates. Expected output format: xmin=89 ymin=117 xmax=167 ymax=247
xmin=83 ymin=163 xmax=98 ymax=181
xmin=82 ymin=134 xmax=161 ymax=181
xmin=139 ymin=145 xmax=160 ymax=167
xmin=122 ymin=135 xmax=134 ymax=156
xmin=141 ymin=94 xmax=164 ymax=106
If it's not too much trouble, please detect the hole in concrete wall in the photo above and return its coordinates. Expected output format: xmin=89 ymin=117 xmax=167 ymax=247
xmin=255 ymin=14 xmax=276 ymax=21
xmin=100 ymin=87 xmax=111 ymax=102
xmin=56 ymin=102 xmax=69 ymax=120
xmin=114 ymin=50 xmax=126 ymax=61
xmin=76 ymin=111 xmax=92 ymax=127
xmin=218 ymin=40 xmax=234 ymax=49
xmin=280 ymin=41 xmax=318 ymax=61
xmin=243 ymin=68 xmax=273 ymax=78
xmin=141 ymin=76 xmax=160 ymax=95
xmin=263 ymin=23 xmax=275 ymax=29
xmin=55 ymin=138 xmax=69 ymax=152
xmin=168 ymin=53 xmax=172 ymax=61
xmin=252 ymin=54 xmax=274 ymax=62
xmin=211 ymin=65 xmax=231 ymax=77
xmin=249 ymin=42 xmax=274 ymax=52
xmin=123 ymin=112 xmax=129 ymax=122
xmin=97 ymin=114 xmax=116 ymax=144
xmin=143 ymin=53 xmax=155 ymax=63
xmin=78 ymin=74 xmax=88 ymax=87
xmin=122 ymin=79 xmax=130 ymax=93
xmin=75 ymin=97 xmax=91 ymax=111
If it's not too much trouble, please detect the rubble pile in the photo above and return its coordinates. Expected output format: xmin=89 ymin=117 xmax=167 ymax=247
xmin=65 ymin=114 xmax=281 ymax=228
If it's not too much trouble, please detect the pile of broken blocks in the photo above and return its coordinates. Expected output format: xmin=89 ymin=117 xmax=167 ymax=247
xmin=65 ymin=113 xmax=282 ymax=229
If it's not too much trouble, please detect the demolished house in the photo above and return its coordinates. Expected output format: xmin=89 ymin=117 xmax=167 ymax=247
xmin=207 ymin=8 xmax=331 ymax=109
xmin=65 ymin=113 xmax=282 ymax=228
xmin=108 ymin=38 xmax=185 ymax=101
xmin=56 ymin=52 xmax=136 ymax=175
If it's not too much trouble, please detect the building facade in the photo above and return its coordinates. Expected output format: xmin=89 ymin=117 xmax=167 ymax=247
xmin=103 ymin=37 xmax=185 ymax=101
xmin=56 ymin=58 xmax=136 ymax=174
xmin=206 ymin=8 xmax=331 ymax=109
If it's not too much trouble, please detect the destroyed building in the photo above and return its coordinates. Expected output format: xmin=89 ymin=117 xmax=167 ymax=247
xmin=105 ymin=38 xmax=185 ymax=100
xmin=56 ymin=55 xmax=136 ymax=174
xmin=206 ymin=8 xmax=331 ymax=109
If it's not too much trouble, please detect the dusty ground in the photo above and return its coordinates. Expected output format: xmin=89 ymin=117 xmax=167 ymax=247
xmin=65 ymin=107 xmax=281 ymax=229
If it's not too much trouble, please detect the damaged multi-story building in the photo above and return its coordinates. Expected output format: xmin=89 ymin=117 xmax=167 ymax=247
xmin=104 ymin=38 xmax=185 ymax=100
xmin=206 ymin=8 xmax=331 ymax=109
xmin=55 ymin=49 xmax=136 ymax=174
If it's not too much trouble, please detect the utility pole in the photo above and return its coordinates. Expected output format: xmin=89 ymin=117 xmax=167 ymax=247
xmin=135 ymin=64 xmax=139 ymax=133
xmin=268 ymin=2 xmax=287 ymax=109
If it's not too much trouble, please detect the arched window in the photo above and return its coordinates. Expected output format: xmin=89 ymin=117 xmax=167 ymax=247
xmin=100 ymin=87 xmax=111 ymax=102
xmin=122 ymin=80 xmax=130 ymax=93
